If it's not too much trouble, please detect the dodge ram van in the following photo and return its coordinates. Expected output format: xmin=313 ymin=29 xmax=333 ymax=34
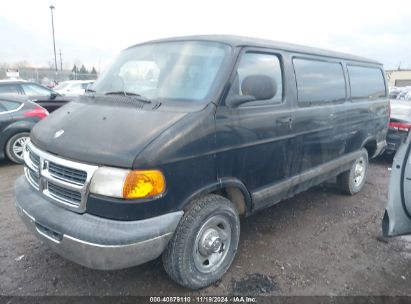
xmin=15 ymin=35 xmax=389 ymax=289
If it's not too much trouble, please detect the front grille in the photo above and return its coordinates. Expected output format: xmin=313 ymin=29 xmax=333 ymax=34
xmin=27 ymin=168 xmax=40 ymax=189
xmin=49 ymin=162 xmax=87 ymax=185
xmin=29 ymin=148 xmax=40 ymax=169
xmin=23 ymin=141 xmax=98 ymax=213
xmin=48 ymin=182 xmax=82 ymax=206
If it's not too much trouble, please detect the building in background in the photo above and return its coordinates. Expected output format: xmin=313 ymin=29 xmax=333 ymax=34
xmin=386 ymin=69 xmax=411 ymax=87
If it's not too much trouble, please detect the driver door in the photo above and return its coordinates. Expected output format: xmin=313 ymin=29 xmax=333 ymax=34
xmin=215 ymin=49 xmax=296 ymax=210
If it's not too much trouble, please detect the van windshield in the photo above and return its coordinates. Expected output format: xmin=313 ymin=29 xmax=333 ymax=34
xmin=92 ymin=41 xmax=231 ymax=103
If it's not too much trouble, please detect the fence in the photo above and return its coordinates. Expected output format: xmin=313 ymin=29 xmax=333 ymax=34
xmin=0 ymin=68 xmax=98 ymax=86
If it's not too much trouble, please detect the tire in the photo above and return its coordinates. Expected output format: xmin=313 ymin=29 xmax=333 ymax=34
xmin=162 ymin=194 xmax=240 ymax=289
xmin=5 ymin=132 xmax=30 ymax=164
xmin=337 ymin=148 xmax=369 ymax=195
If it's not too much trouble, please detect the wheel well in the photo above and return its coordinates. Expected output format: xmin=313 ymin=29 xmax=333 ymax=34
xmin=363 ymin=140 xmax=377 ymax=158
xmin=212 ymin=186 xmax=248 ymax=217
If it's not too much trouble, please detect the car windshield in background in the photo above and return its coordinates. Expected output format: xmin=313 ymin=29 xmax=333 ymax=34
xmin=92 ymin=41 xmax=231 ymax=103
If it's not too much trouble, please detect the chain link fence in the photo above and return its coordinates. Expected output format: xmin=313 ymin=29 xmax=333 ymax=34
xmin=0 ymin=67 xmax=98 ymax=86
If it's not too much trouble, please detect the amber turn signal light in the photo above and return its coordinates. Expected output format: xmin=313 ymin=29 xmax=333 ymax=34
xmin=123 ymin=170 xmax=165 ymax=199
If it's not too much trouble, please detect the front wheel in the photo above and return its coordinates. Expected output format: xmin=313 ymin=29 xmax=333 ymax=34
xmin=162 ymin=194 xmax=240 ymax=289
xmin=5 ymin=132 xmax=30 ymax=164
xmin=337 ymin=148 xmax=369 ymax=195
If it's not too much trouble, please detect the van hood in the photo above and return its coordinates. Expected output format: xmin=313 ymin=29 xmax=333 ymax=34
xmin=30 ymin=97 xmax=188 ymax=168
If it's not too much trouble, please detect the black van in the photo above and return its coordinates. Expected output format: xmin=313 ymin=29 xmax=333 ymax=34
xmin=15 ymin=36 xmax=388 ymax=289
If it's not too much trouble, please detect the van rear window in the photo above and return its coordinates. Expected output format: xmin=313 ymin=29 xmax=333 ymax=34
xmin=293 ymin=58 xmax=346 ymax=104
xmin=347 ymin=65 xmax=386 ymax=100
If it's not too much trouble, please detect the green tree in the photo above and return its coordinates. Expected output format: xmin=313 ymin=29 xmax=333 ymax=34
xmin=79 ymin=65 xmax=88 ymax=80
xmin=90 ymin=66 xmax=97 ymax=79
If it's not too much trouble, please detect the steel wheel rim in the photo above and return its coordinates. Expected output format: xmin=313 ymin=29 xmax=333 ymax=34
xmin=12 ymin=136 xmax=28 ymax=160
xmin=193 ymin=214 xmax=232 ymax=273
xmin=353 ymin=156 xmax=366 ymax=187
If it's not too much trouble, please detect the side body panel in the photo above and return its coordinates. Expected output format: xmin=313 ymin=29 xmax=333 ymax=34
xmin=216 ymin=51 xmax=388 ymax=213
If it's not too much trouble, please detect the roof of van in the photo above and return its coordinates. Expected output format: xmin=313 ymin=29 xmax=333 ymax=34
xmin=130 ymin=35 xmax=381 ymax=65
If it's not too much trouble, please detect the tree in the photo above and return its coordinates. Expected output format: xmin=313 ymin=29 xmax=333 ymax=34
xmin=70 ymin=64 xmax=79 ymax=80
xmin=79 ymin=65 xmax=88 ymax=80
xmin=71 ymin=64 xmax=78 ymax=73
xmin=91 ymin=66 xmax=97 ymax=76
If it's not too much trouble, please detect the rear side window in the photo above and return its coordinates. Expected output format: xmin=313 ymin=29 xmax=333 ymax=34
xmin=347 ymin=65 xmax=386 ymax=100
xmin=0 ymin=84 xmax=20 ymax=95
xmin=293 ymin=58 xmax=346 ymax=104
xmin=0 ymin=100 xmax=21 ymax=112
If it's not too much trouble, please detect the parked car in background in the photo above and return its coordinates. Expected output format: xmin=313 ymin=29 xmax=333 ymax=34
xmin=386 ymin=100 xmax=411 ymax=154
xmin=383 ymin=131 xmax=411 ymax=237
xmin=0 ymin=96 xmax=48 ymax=163
xmin=0 ymin=80 xmax=72 ymax=112
xmin=389 ymin=87 xmax=402 ymax=99
xmin=14 ymin=36 xmax=389 ymax=289
xmin=389 ymin=86 xmax=411 ymax=101
xmin=53 ymin=80 xmax=95 ymax=97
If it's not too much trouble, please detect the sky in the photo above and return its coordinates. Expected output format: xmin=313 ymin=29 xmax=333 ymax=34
xmin=0 ymin=0 xmax=410 ymax=71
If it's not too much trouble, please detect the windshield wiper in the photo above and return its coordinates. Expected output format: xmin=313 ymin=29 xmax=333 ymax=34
xmin=104 ymin=91 xmax=151 ymax=103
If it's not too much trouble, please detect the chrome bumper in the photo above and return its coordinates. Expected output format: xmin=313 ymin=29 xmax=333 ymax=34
xmin=15 ymin=176 xmax=183 ymax=270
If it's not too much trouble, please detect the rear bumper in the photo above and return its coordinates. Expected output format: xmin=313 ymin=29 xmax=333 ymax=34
xmin=14 ymin=175 xmax=183 ymax=270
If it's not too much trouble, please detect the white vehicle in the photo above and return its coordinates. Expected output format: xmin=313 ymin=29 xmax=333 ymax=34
xmin=53 ymin=80 xmax=94 ymax=96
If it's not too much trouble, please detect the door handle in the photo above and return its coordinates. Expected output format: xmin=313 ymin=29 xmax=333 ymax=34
xmin=278 ymin=117 xmax=293 ymax=123
xmin=277 ymin=117 xmax=293 ymax=128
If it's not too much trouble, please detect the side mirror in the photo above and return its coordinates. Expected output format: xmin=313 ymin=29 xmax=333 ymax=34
xmin=226 ymin=74 xmax=277 ymax=108
xmin=226 ymin=95 xmax=256 ymax=108
xmin=50 ymin=92 xmax=58 ymax=99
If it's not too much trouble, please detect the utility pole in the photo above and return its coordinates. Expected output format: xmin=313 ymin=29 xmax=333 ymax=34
xmin=49 ymin=5 xmax=58 ymax=72
xmin=59 ymin=49 xmax=63 ymax=71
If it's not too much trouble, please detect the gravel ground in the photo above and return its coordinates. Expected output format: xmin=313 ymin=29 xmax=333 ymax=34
xmin=0 ymin=155 xmax=410 ymax=296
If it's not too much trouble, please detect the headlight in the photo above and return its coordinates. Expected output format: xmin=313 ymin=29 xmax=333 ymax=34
xmin=89 ymin=167 xmax=166 ymax=200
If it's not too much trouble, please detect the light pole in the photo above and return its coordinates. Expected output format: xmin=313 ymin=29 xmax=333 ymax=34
xmin=49 ymin=5 xmax=58 ymax=72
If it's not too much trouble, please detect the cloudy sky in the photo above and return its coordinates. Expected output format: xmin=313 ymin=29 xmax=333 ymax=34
xmin=0 ymin=0 xmax=410 ymax=70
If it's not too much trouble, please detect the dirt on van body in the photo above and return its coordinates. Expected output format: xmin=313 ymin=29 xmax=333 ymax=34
xmin=0 ymin=155 xmax=410 ymax=296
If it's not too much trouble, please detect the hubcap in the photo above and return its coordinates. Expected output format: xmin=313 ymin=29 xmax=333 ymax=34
xmin=194 ymin=215 xmax=231 ymax=273
xmin=12 ymin=136 xmax=28 ymax=160
xmin=353 ymin=156 xmax=366 ymax=187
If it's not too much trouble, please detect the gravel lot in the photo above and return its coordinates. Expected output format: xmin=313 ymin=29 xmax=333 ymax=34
xmin=1 ymin=155 xmax=410 ymax=296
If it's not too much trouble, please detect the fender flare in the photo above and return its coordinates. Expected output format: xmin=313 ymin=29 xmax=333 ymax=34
xmin=178 ymin=177 xmax=252 ymax=216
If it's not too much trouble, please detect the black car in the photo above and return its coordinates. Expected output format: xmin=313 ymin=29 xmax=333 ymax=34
xmin=0 ymin=80 xmax=71 ymax=112
xmin=0 ymin=96 xmax=48 ymax=163
xmin=14 ymin=36 xmax=389 ymax=289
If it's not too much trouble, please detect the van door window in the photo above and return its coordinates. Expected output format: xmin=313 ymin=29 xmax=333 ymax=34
xmin=293 ymin=58 xmax=346 ymax=104
xmin=347 ymin=65 xmax=386 ymax=100
xmin=228 ymin=52 xmax=283 ymax=106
